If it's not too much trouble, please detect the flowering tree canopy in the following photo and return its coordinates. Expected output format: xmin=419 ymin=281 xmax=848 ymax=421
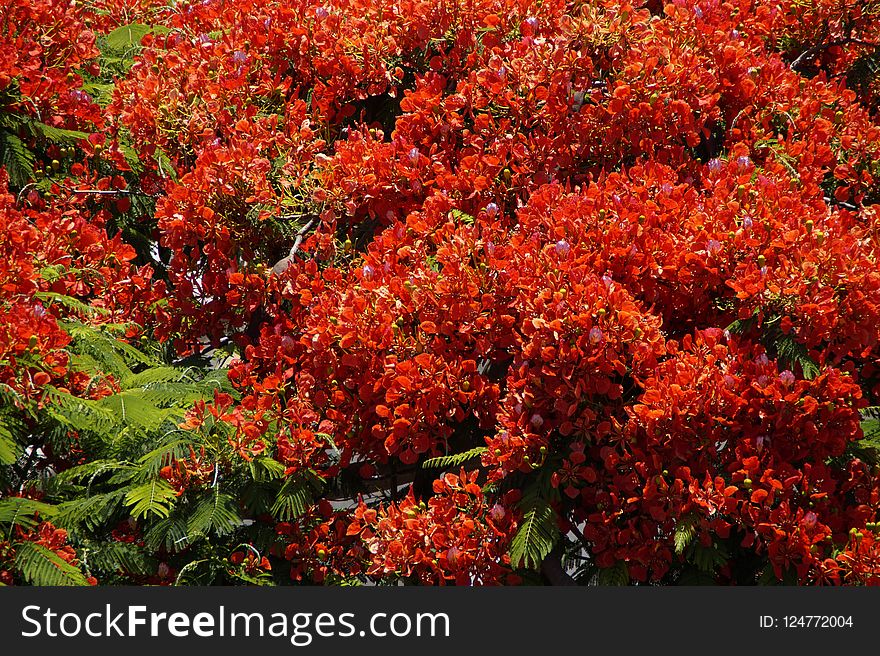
xmin=2 ymin=0 xmax=880 ymax=586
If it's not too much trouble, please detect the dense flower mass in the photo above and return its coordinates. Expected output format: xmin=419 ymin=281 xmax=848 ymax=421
xmin=1 ymin=0 xmax=880 ymax=586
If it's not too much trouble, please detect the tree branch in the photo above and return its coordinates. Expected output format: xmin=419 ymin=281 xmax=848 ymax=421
xmin=791 ymin=38 xmax=878 ymax=72
xmin=541 ymin=546 xmax=578 ymax=586
xmin=271 ymin=218 xmax=318 ymax=275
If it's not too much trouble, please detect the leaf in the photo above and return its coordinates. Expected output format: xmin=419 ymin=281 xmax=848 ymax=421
xmin=0 ymin=414 xmax=23 ymax=465
xmin=0 ymin=498 xmax=57 ymax=533
xmin=860 ymin=406 xmax=880 ymax=440
xmin=31 ymin=122 xmax=88 ymax=143
xmin=95 ymin=391 xmax=172 ymax=433
xmin=80 ymin=81 xmax=116 ymax=107
xmin=673 ymin=514 xmax=697 ymax=554
xmin=103 ymin=24 xmax=168 ymax=52
xmin=422 ymin=447 xmax=487 ymax=469
xmin=774 ymin=334 xmax=819 ymax=380
xmin=508 ymin=495 xmax=559 ymax=570
xmin=43 ymin=387 xmax=117 ymax=434
xmin=14 ymin=542 xmax=90 ymax=586
xmin=34 ymin=291 xmax=110 ymax=317
xmin=685 ymin=540 xmax=729 ymax=573
xmin=135 ymin=439 xmax=193 ymax=476
xmin=144 ymin=515 xmax=190 ymax=553
xmin=597 ymin=560 xmax=630 ymax=586
xmin=55 ymin=490 xmax=126 ymax=532
xmin=450 ymin=209 xmax=475 ymax=225
xmin=1 ymin=131 xmax=35 ymax=187
xmin=249 ymin=457 xmax=287 ymax=481
xmin=82 ymin=540 xmax=156 ymax=576
xmin=53 ymin=459 xmax=130 ymax=485
xmin=271 ymin=472 xmax=323 ymax=521
xmin=187 ymin=490 xmax=241 ymax=538
xmin=124 ymin=479 xmax=178 ymax=519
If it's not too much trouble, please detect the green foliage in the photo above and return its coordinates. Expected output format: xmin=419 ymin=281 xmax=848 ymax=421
xmin=0 ymin=111 xmax=90 ymax=189
xmin=846 ymin=50 xmax=880 ymax=97
xmin=845 ymin=406 xmax=880 ymax=466
xmin=597 ymin=560 xmax=630 ymax=586
xmin=727 ymin=315 xmax=819 ymax=379
xmin=773 ymin=334 xmax=819 ymax=380
xmin=0 ymin=319 xmax=252 ymax=584
xmin=79 ymin=540 xmax=157 ymax=579
xmin=103 ymin=24 xmax=169 ymax=52
xmin=0 ymin=411 xmax=26 ymax=465
xmin=14 ymin=541 xmax=91 ymax=586
xmin=685 ymin=540 xmax=729 ymax=573
xmin=508 ymin=487 xmax=559 ymax=570
xmin=187 ymin=490 xmax=241 ymax=538
xmin=421 ymin=447 xmax=487 ymax=469
xmin=98 ymin=23 xmax=171 ymax=78
xmin=271 ymin=471 xmax=324 ymax=521
xmin=0 ymin=497 xmax=57 ymax=535
xmin=124 ymin=479 xmax=178 ymax=519
xmin=0 ymin=131 xmax=35 ymax=187
xmin=673 ymin=514 xmax=698 ymax=555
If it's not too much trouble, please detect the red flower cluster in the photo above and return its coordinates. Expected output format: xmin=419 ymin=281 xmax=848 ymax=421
xmin=0 ymin=169 xmax=156 ymax=400
xmin=4 ymin=0 xmax=880 ymax=586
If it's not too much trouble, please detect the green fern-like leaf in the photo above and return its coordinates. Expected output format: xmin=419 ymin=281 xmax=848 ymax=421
xmin=597 ymin=560 xmax=630 ymax=586
xmin=95 ymin=391 xmax=173 ymax=433
xmin=187 ymin=489 xmax=241 ymax=538
xmin=43 ymin=387 xmax=117 ymax=434
xmin=14 ymin=541 xmax=90 ymax=586
xmin=63 ymin=322 xmax=154 ymax=372
xmin=80 ymin=540 xmax=156 ymax=577
xmin=0 ymin=412 xmax=25 ymax=465
xmin=55 ymin=490 xmax=127 ymax=532
xmin=774 ymin=334 xmax=819 ymax=379
xmin=53 ymin=459 xmax=131 ymax=486
xmin=1 ymin=131 xmax=35 ymax=186
xmin=248 ymin=457 xmax=287 ymax=482
xmin=421 ymin=447 xmax=487 ymax=469
xmin=508 ymin=495 xmax=559 ymax=570
xmin=34 ymin=291 xmax=110 ymax=318
xmin=135 ymin=439 xmax=194 ymax=477
xmin=30 ymin=122 xmax=89 ymax=144
xmin=0 ymin=498 xmax=57 ymax=534
xmin=449 ymin=209 xmax=475 ymax=225
xmin=271 ymin=472 xmax=323 ymax=521
xmin=124 ymin=479 xmax=178 ymax=519
xmin=144 ymin=514 xmax=190 ymax=553
xmin=686 ymin=540 xmax=729 ymax=573
xmin=103 ymin=23 xmax=158 ymax=51
xmin=673 ymin=514 xmax=698 ymax=555
xmin=860 ymin=406 xmax=880 ymax=439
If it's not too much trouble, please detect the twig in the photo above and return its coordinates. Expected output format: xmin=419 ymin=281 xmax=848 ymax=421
xmin=824 ymin=196 xmax=859 ymax=212
xmin=271 ymin=217 xmax=318 ymax=274
xmin=791 ymin=39 xmax=878 ymax=72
